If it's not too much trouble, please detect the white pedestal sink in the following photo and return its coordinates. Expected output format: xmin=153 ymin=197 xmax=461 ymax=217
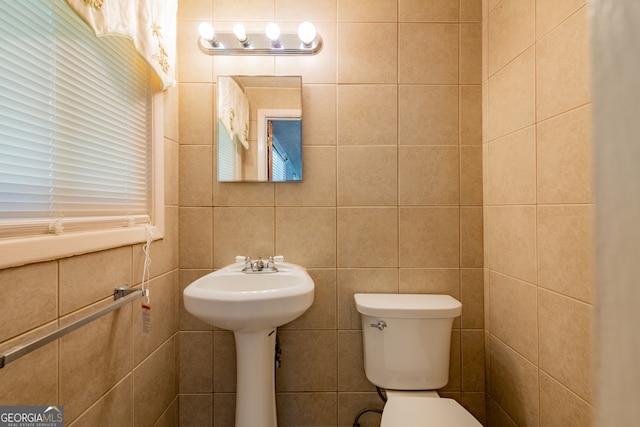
xmin=183 ymin=261 xmax=314 ymax=427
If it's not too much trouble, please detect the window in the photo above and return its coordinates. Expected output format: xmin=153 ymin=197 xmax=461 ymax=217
xmin=0 ymin=0 xmax=164 ymax=268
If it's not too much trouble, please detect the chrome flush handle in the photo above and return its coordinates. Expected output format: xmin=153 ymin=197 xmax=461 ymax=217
xmin=370 ymin=320 xmax=387 ymax=330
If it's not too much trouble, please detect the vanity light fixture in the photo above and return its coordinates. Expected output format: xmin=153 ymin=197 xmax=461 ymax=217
xmin=198 ymin=21 xmax=322 ymax=55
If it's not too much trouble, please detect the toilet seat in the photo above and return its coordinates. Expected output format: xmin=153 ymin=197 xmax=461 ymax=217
xmin=380 ymin=396 xmax=482 ymax=427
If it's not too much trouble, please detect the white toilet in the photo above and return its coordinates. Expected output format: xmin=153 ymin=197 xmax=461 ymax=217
xmin=354 ymin=293 xmax=482 ymax=427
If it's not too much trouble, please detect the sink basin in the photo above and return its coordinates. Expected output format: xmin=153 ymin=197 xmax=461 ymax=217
xmin=183 ymin=260 xmax=314 ymax=427
xmin=183 ymin=261 xmax=314 ymax=332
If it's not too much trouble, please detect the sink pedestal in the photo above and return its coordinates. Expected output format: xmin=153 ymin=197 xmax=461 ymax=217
xmin=234 ymin=329 xmax=278 ymax=427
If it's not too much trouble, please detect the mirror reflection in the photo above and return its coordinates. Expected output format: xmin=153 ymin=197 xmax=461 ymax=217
xmin=217 ymin=75 xmax=302 ymax=182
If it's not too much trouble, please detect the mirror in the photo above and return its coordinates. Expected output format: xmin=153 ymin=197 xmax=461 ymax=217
xmin=217 ymin=75 xmax=302 ymax=182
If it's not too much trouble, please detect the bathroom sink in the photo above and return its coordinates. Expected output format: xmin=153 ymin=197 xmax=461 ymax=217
xmin=183 ymin=261 xmax=314 ymax=332
xmin=183 ymin=259 xmax=314 ymax=427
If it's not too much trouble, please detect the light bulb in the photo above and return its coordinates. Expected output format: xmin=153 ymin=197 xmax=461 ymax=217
xmin=198 ymin=22 xmax=215 ymax=41
xmin=265 ymin=23 xmax=281 ymax=42
xmin=297 ymin=21 xmax=316 ymax=46
xmin=233 ymin=23 xmax=247 ymax=42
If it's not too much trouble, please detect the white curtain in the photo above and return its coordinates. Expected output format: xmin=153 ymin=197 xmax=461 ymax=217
xmin=65 ymin=0 xmax=177 ymax=89
xmin=218 ymin=77 xmax=250 ymax=150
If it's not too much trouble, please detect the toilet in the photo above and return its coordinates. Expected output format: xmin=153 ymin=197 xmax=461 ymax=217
xmin=354 ymin=293 xmax=481 ymax=427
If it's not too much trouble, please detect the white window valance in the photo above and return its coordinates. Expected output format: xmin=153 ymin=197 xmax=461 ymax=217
xmin=218 ymin=77 xmax=250 ymax=150
xmin=65 ymin=0 xmax=177 ymax=90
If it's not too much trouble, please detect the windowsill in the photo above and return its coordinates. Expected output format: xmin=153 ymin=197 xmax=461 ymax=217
xmin=0 ymin=224 xmax=164 ymax=270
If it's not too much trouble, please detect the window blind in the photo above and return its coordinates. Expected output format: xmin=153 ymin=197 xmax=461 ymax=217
xmin=217 ymin=120 xmax=240 ymax=181
xmin=0 ymin=0 xmax=152 ymax=238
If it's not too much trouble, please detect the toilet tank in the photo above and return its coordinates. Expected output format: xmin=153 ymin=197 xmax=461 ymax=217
xmin=354 ymin=293 xmax=461 ymax=390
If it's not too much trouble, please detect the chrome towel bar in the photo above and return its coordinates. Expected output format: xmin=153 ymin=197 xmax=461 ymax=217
xmin=0 ymin=285 xmax=144 ymax=369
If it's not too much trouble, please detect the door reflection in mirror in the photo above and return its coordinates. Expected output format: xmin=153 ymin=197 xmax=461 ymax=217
xmin=268 ymin=118 xmax=302 ymax=181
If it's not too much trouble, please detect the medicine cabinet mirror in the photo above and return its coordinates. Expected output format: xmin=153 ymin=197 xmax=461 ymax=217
xmin=217 ymin=75 xmax=302 ymax=182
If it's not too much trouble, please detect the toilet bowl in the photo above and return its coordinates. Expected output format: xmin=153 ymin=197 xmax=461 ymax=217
xmin=381 ymin=391 xmax=480 ymax=427
xmin=354 ymin=293 xmax=481 ymax=427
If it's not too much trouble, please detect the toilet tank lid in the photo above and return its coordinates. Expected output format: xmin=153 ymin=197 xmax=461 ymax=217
xmin=354 ymin=293 xmax=461 ymax=318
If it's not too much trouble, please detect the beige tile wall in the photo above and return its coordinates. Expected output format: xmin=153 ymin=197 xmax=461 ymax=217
xmin=0 ymin=86 xmax=181 ymax=425
xmin=178 ymin=0 xmax=484 ymax=426
xmin=483 ymin=0 xmax=594 ymax=425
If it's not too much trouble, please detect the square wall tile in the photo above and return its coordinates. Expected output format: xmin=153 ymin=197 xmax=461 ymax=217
xmin=179 ymin=145 xmax=213 ymax=207
xmin=536 ymin=0 xmax=587 ymax=39
xmin=282 ymin=269 xmax=337 ymax=330
xmin=179 ymin=332 xmax=213 ymax=393
xmin=213 ymin=0 xmax=274 ymax=20
xmin=398 ymin=85 xmax=458 ymax=146
xmin=460 ymin=146 xmax=483 ymax=206
xmin=213 ymin=181 xmax=275 ymax=207
xmin=462 ymin=330 xmax=485 ymax=391
xmin=540 ymin=371 xmax=593 ymax=426
xmin=179 ymin=394 xmax=212 ymax=427
xmin=59 ymin=247 xmax=132 ymax=316
xmin=276 ymin=147 xmax=337 ymax=207
xmin=276 ymin=393 xmax=338 ymax=427
xmin=164 ymin=139 xmax=179 ymax=206
xmin=302 ymin=85 xmax=337 ymax=147
xmin=180 ymin=207 xmax=213 ymax=269
xmin=537 ymin=104 xmax=592 ymax=204
xmin=133 ymin=338 xmax=177 ymax=427
xmin=179 ymin=83 xmax=213 ymax=145
xmin=460 ymin=0 xmax=482 ymax=22
xmin=486 ymin=126 xmax=536 ymax=205
xmin=485 ymin=206 xmax=537 ymax=283
xmin=399 ymin=268 xmax=460 ymax=297
xmin=276 ymin=330 xmax=337 ymax=392
xmin=338 ymin=330 xmax=372 ymax=391
xmin=399 ymin=0 xmax=459 ymax=22
xmin=177 ymin=21 xmax=213 ymax=83
xmin=276 ymin=0 xmax=337 ymax=22
xmin=460 ymin=268 xmax=483 ymax=328
xmin=338 ymin=0 xmax=398 ymax=22
xmin=539 ymin=289 xmax=594 ymax=403
xmin=338 ymin=85 xmax=398 ymax=146
xmin=0 ymin=262 xmax=57 ymax=343
xmin=71 ymin=376 xmax=133 ymax=427
xmin=487 ymin=0 xmax=535 ymax=75
xmin=398 ymin=146 xmax=459 ymax=205
xmin=487 ymin=47 xmax=536 ymax=141
xmin=213 ymin=207 xmax=275 ymax=269
xmin=399 ymin=23 xmax=459 ymax=84
xmin=275 ymin=207 xmax=337 ymax=268
xmin=460 ymin=85 xmax=482 ymax=146
xmin=338 ymin=23 xmax=398 ymax=83
xmin=489 ymin=337 xmax=539 ymax=427
xmin=213 ymin=331 xmax=236 ymax=393
xmin=337 ymin=268 xmax=399 ymax=330
xmin=538 ymin=205 xmax=594 ymax=303
xmin=60 ymin=304 xmax=132 ymax=422
xmin=536 ymin=6 xmax=591 ymax=121
xmin=399 ymin=207 xmax=460 ymax=268
xmin=276 ymin=23 xmax=338 ymax=84
xmin=0 ymin=324 xmax=58 ymax=405
xmin=338 ymin=208 xmax=398 ymax=267
xmin=489 ymin=271 xmax=538 ymax=364
xmin=134 ymin=271 xmax=180 ymax=364
xmin=460 ymin=23 xmax=482 ymax=84
xmin=338 ymin=146 xmax=398 ymax=206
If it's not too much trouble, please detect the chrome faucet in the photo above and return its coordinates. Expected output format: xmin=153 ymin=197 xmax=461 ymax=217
xmin=237 ymin=255 xmax=285 ymax=273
